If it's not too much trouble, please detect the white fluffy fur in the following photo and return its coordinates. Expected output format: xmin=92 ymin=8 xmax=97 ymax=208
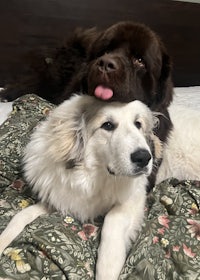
xmin=157 ymin=103 xmax=200 ymax=183
xmin=0 ymin=95 xmax=157 ymax=280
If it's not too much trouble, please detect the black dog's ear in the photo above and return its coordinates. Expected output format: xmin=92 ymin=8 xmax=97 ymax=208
xmin=154 ymin=45 xmax=174 ymax=111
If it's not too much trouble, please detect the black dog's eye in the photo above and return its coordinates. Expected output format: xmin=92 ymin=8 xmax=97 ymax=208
xmin=132 ymin=56 xmax=145 ymax=68
xmin=101 ymin=121 xmax=116 ymax=131
xmin=134 ymin=120 xmax=142 ymax=129
xmin=138 ymin=58 xmax=144 ymax=64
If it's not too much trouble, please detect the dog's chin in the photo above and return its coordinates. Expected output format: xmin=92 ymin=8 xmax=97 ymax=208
xmin=107 ymin=166 xmax=151 ymax=177
xmin=133 ymin=167 xmax=151 ymax=177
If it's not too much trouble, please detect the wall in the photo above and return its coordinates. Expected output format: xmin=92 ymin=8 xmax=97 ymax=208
xmin=0 ymin=0 xmax=200 ymax=86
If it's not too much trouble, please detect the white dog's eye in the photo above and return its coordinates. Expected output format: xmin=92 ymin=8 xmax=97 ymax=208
xmin=101 ymin=121 xmax=116 ymax=131
xmin=134 ymin=120 xmax=142 ymax=129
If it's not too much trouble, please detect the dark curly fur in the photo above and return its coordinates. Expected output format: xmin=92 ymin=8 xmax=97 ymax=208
xmin=1 ymin=21 xmax=174 ymax=191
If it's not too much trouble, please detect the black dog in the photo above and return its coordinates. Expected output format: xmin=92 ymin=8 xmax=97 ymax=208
xmin=1 ymin=21 xmax=174 ymax=190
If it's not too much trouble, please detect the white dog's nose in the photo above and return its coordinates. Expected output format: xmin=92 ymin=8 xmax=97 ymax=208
xmin=130 ymin=149 xmax=151 ymax=168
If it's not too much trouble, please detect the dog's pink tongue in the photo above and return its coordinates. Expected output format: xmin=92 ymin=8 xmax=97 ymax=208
xmin=94 ymin=86 xmax=113 ymax=100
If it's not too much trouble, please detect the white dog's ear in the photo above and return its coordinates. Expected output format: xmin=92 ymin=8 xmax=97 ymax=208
xmin=47 ymin=95 xmax=92 ymax=167
xmin=152 ymin=113 xmax=160 ymax=130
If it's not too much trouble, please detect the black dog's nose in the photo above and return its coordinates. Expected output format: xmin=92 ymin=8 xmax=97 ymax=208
xmin=130 ymin=149 xmax=151 ymax=168
xmin=97 ymin=56 xmax=118 ymax=73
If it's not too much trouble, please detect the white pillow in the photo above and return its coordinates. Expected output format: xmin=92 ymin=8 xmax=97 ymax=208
xmin=173 ymin=86 xmax=200 ymax=110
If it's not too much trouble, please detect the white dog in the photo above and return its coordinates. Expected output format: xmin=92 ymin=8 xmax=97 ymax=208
xmin=0 ymin=95 xmax=161 ymax=280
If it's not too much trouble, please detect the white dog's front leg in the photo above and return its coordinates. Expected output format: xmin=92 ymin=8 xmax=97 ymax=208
xmin=0 ymin=203 xmax=47 ymax=256
xmin=95 ymin=198 xmax=143 ymax=280
xmin=96 ymin=220 xmax=126 ymax=280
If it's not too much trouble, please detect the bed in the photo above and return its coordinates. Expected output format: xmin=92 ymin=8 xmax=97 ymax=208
xmin=0 ymin=1 xmax=200 ymax=279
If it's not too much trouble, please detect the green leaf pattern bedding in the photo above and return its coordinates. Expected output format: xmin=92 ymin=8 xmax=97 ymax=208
xmin=0 ymin=95 xmax=200 ymax=279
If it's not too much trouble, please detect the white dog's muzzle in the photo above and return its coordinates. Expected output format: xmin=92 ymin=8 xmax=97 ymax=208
xmin=107 ymin=148 xmax=152 ymax=177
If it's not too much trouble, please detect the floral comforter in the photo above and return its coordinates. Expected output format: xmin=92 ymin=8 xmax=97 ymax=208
xmin=0 ymin=95 xmax=200 ymax=280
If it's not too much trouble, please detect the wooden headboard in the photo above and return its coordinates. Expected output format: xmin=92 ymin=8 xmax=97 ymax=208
xmin=0 ymin=0 xmax=199 ymax=87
